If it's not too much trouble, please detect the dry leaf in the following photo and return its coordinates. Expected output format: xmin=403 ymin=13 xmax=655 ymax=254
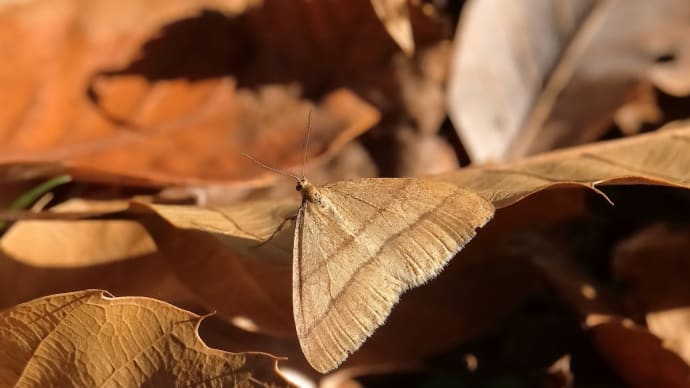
xmin=0 ymin=0 xmax=380 ymax=187
xmin=507 ymin=209 xmax=690 ymax=387
xmin=102 ymin=0 xmax=444 ymax=182
xmin=1 ymin=220 xmax=154 ymax=267
xmin=512 ymin=234 xmax=690 ymax=387
xmin=0 ymin=290 xmax=288 ymax=387
xmin=371 ymin=0 xmax=415 ymax=55
xmin=589 ymin=321 xmax=690 ymax=388
xmin=613 ymin=224 xmax=690 ymax=364
xmin=395 ymin=128 xmax=459 ymax=176
xmin=448 ymin=0 xmax=690 ymax=161
xmin=613 ymin=81 xmax=663 ymax=135
xmin=441 ymin=121 xmax=690 ymax=208
xmin=0 ymin=199 xmax=152 ymax=267
xmin=396 ymin=41 xmax=451 ymax=137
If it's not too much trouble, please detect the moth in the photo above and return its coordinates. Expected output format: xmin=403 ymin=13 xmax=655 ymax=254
xmin=247 ymin=120 xmax=494 ymax=372
xmin=292 ymin=176 xmax=493 ymax=372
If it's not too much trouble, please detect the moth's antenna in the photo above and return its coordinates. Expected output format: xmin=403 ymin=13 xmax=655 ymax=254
xmin=243 ymin=153 xmax=300 ymax=181
xmin=301 ymin=109 xmax=312 ymax=179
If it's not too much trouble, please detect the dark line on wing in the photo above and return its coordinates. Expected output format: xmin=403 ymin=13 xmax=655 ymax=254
xmin=301 ymin=183 xmax=408 ymax=279
xmin=339 ymin=189 xmax=433 ymax=280
xmin=302 ymin=186 xmax=460 ymax=336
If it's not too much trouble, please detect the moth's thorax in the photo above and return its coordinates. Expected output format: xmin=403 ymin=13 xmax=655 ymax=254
xmin=297 ymin=178 xmax=324 ymax=205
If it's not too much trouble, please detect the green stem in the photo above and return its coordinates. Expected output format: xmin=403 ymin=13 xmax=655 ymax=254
xmin=0 ymin=174 xmax=73 ymax=230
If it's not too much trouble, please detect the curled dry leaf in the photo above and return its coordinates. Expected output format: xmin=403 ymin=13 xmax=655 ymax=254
xmin=448 ymin=0 xmax=690 ymax=162
xmin=440 ymin=121 xmax=690 ymax=208
xmin=370 ymin=0 xmax=415 ymax=55
xmin=0 ymin=290 xmax=289 ymax=387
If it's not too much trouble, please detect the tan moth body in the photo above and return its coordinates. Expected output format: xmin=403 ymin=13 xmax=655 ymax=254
xmin=292 ymin=177 xmax=494 ymax=372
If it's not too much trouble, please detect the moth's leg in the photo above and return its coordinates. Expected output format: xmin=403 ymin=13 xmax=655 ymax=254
xmin=252 ymin=214 xmax=297 ymax=248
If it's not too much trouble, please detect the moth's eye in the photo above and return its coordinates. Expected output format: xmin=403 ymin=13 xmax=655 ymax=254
xmin=296 ymin=183 xmax=303 ymax=191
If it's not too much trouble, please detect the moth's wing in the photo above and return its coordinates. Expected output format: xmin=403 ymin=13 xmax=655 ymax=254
xmin=292 ymin=178 xmax=494 ymax=372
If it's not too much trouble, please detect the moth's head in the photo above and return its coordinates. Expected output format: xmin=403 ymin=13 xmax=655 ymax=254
xmin=295 ymin=177 xmax=310 ymax=192
xmin=296 ymin=178 xmax=322 ymax=204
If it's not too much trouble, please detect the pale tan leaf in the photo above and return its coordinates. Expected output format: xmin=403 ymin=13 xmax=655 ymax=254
xmin=440 ymin=121 xmax=690 ymax=208
xmin=371 ymin=0 xmax=414 ymax=55
xmin=448 ymin=0 xmax=690 ymax=161
xmin=0 ymin=290 xmax=288 ymax=387
xmin=141 ymin=197 xmax=299 ymax=261
xmin=0 ymin=199 xmax=153 ymax=267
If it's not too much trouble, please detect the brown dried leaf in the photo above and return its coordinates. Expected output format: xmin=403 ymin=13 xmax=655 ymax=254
xmin=89 ymin=0 xmax=444 ymax=182
xmin=0 ymin=0 xmax=379 ymax=186
xmin=613 ymin=224 xmax=690 ymax=364
xmin=371 ymin=0 xmax=414 ymax=55
xmin=0 ymin=290 xmax=289 ymax=387
xmin=613 ymin=81 xmax=663 ymax=135
xmin=448 ymin=0 xmax=690 ymax=161
xmin=589 ymin=320 xmax=690 ymax=388
xmin=507 ymin=228 xmax=690 ymax=387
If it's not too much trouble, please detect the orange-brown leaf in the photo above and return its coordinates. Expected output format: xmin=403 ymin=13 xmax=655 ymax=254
xmin=0 ymin=290 xmax=289 ymax=387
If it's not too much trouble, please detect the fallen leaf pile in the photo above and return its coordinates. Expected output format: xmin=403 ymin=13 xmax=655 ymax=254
xmin=1 ymin=0 xmax=689 ymax=386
